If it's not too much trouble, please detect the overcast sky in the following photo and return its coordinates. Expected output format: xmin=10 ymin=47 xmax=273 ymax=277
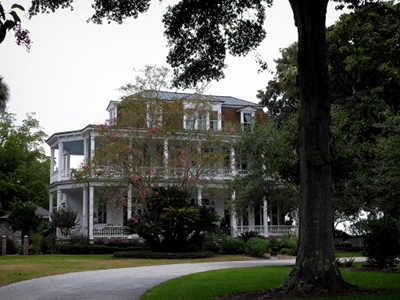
xmin=1 ymin=1 xmax=345 ymax=140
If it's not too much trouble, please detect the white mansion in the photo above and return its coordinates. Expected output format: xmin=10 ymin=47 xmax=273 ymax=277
xmin=47 ymin=91 xmax=297 ymax=240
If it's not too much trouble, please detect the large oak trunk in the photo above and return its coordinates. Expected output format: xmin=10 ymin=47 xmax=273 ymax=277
xmin=283 ymin=0 xmax=349 ymax=291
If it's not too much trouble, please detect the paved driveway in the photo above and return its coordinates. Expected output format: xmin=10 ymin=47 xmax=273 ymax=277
xmin=0 ymin=258 xmax=365 ymax=300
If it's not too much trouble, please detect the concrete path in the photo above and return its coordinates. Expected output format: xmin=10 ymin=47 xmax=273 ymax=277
xmin=0 ymin=257 xmax=365 ymax=300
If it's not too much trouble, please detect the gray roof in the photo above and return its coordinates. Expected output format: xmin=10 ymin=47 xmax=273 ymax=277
xmin=131 ymin=91 xmax=260 ymax=107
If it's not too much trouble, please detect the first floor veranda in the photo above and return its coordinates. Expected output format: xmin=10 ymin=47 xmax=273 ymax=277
xmin=49 ymin=183 xmax=298 ymax=240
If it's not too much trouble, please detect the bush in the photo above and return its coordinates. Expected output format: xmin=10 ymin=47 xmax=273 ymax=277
xmin=93 ymin=237 xmax=144 ymax=248
xmin=58 ymin=244 xmax=144 ymax=254
xmin=218 ymin=236 xmax=245 ymax=254
xmin=6 ymin=238 xmax=17 ymax=254
xmin=113 ymin=250 xmax=214 ymax=259
xmin=245 ymin=237 xmax=269 ymax=257
xmin=126 ymin=186 xmax=219 ymax=252
xmin=361 ymin=216 xmax=400 ymax=268
xmin=239 ymin=231 xmax=261 ymax=243
xmin=280 ymin=247 xmax=296 ymax=256
xmin=279 ymin=233 xmax=297 ymax=255
xmin=203 ymin=235 xmax=220 ymax=252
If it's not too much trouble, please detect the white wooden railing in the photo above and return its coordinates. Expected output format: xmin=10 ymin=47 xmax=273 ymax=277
xmin=236 ymin=225 xmax=298 ymax=236
xmin=93 ymin=224 xmax=127 ymax=238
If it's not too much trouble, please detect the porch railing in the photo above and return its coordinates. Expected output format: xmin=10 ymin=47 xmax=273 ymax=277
xmin=93 ymin=224 xmax=128 ymax=238
xmin=236 ymin=225 xmax=298 ymax=236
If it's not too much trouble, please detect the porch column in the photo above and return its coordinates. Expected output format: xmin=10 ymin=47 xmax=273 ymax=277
xmin=83 ymin=137 xmax=89 ymax=165
xmin=50 ymin=148 xmax=55 ymax=176
xmin=90 ymin=135 xmax=95 ymax=165
xmin=64 ymin=151 xmax=70 ymax=177
xmin=197 ymin=186 xmax=202 ymax=206
xmin=230 ymin=147 xmax=237 ymax=176
xmin=248 ymin=206 xmax=255 ymax=229
xmin=163 ymin=139 xmax=168 ymax=176
xmin=127 ymin=184 xmax=132 ymax=220
xmin=218 ymin=110 xmax=222 ymax=130
xmin=230 ymin=191 xmax=238 ymax=237
xmin=82 ymin=186 xmax=88 ymax=235
xmin=57 ymin=189 xmax=62 ymax=209
xmin=263 ymin=197 xmax=269 ymax=237
xmin=58 ymin=142 xmax=64 ymax=181
xmin=89 ymin=185 xmax=94 ymax=240
xmin=49 ymin=192 xmax=54 ymax=221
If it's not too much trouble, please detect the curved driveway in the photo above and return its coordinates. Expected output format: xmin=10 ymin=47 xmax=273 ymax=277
xmin=0 ymin=257 xmax=365 ymax=300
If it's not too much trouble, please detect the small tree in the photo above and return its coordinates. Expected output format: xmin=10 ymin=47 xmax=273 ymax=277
xmin=51 ymin=208 xmax=78 ymax=236
xmin=8 ymin=201 xmax=41 ymax=242
xmin=127 ymin=185 xmax=219 ymax=252
xmin=359 ymin=216 xmax=400 ymax=268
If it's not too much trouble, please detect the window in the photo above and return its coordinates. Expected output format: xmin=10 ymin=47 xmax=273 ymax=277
xmin=242 ymin=112 xmax=253 ymax=131
xmin=210 ymin=111 xmax=219 ymax=130
xmin=184 ymin=109 xmax=196 ymax=130
xmin=198 ymin=112 xmax=207 ymax=130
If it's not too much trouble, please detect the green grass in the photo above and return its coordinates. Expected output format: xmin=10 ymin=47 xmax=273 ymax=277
xmin=143 ymin=266 xmax=400 ymax=300
xmin=0 ymin=254 xmax=255 ymax=287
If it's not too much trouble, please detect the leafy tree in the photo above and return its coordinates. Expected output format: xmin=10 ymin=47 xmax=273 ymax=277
xmin=0 ymin=76 xmax=9 ymax=112
xmin=8 ymin=200 xmax=41 ymax=241
xmin=258 ymin=2 xmax=400 ymax=222
xmin=0 ymin=112 xmax=49 ymax=211
xmin=232 ymin=117 xmax=299 ymax=224
xmin=28 ymin=0 xmax=383 ymax=293
xmin=126 ymin=185 xmax=219 ymax=252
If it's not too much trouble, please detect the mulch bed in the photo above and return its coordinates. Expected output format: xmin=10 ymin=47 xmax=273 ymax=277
xmin=218 ymin=287 xmax=395 ymax=300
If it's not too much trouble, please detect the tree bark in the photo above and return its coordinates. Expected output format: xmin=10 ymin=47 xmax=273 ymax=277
xmin=282 ymin=0 xmax=350 ymax=291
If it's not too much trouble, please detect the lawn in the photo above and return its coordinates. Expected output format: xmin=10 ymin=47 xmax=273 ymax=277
xmin=143 ymin=265 xmax=400 ymax=300
xmin=0 ymin=254 xmax=255 ymax=287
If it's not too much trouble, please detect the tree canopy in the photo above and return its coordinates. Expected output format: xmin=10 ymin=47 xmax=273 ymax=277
xmin=0 ymin=113 xmax=49 ymax=213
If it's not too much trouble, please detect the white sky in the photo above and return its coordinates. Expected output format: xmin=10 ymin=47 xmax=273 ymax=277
xmin=0 ymin=1 xmax=345 ymax=140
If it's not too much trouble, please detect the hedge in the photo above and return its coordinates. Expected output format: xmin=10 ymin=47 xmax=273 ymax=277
xmin=58 ymin=244 xmax=145 ymax=254
xmin=113 ymin=250 xmax=215 ymax=259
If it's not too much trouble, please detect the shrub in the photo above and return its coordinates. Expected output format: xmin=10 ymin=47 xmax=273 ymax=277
xmin=8 ymin=201 xmax=41 ymax=240
xmin=239 ymin=231 xmax=261 ymax=243
xmin=218 ymin=236 xmax=245 ymax=254
xmin=51 ymin=208 xmax=78 ymax=236
xmin=126 ymin=186 xmax=219 ymax=252
xmin=6 ymin=238 xmax=17 ymax=254
xmin=113 ymin=250 xmax=214 ymax=259
xmin=58 ymin=244 xmax=144 ymax=254
xmin=279 ymin=233 xmax=297 ymax=255
xmin=203 ymin=235 xmax=220 ymax=252
xmin=280 ymin=247 xmax=296 ymax=256
xmin=361 ymin=216 xmax=400 ymax=268
xmin=245 ymin=237 xmax=269 ymax=257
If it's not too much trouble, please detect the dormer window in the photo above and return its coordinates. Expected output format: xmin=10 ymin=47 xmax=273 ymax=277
xmin=239 ymin=107 xmax=256 ymax=132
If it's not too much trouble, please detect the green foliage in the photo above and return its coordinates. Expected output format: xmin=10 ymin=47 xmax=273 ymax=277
xmin=244 ymin=237 xmax=269 ymax=257
xmin=217 ymin=236 xmax=245 ymax=255
xmin=127 ymin=186 xmax=219 ymax=252
xmin=0 ymin=113 xmax=49 ymax=211
xmin=58 ymin=244 xmax=144 ymax=255
xmin=30 ymin=232 xmax=53 ymax=254
xmin=8 ymin=201 xmax=41 ymax=237
xmin=360 ymin=216 xmax=400 ymax=268
xmin=113 ymin=250 xmax=214 ymax=259
xmin=6 ymin=238 xmax=17 ymax=254
xmin=239 ymin=231 xmax=262 ymax=243
xmin=51 ymin=208 xmax=78 ymax=236
xmin=232 ymin=119 xmax=299 ymax=217
xmin=280 ymin=247 xmax=296 ymax=256
xmin=279 ymin=233 xmax=297 ymax=255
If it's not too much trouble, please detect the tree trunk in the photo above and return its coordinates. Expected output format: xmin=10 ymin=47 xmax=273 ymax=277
xmin=282 ymin=0 xmax=350 ymax=291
